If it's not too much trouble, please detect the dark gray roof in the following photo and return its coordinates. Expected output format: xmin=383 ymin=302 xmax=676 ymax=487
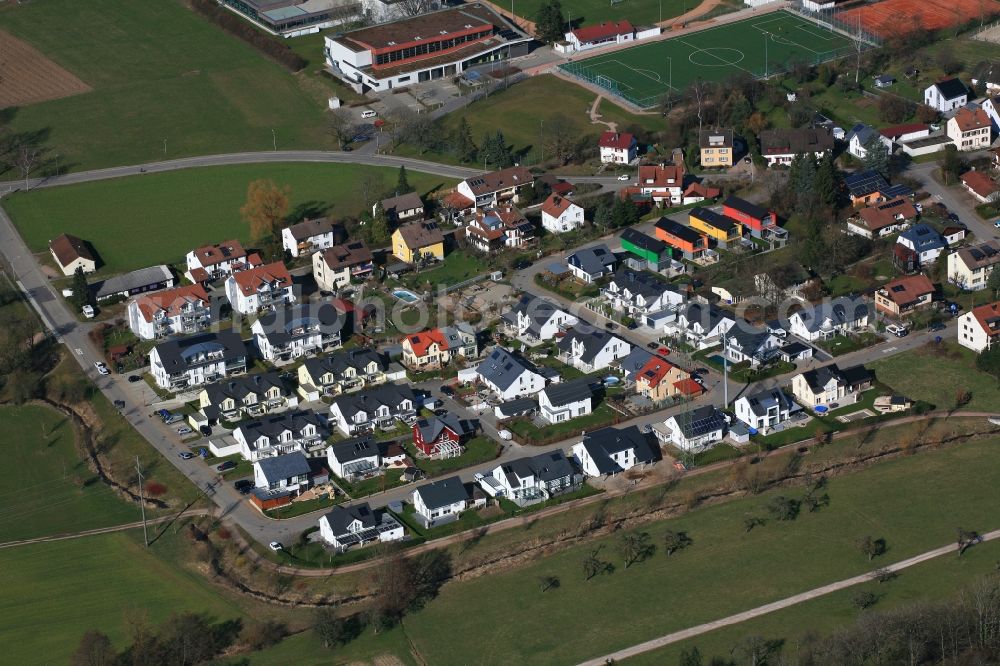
xmin=740 ymin=389 xmax=795 ymax=417
xmin=843 ymin=170 xmax=889 ymax=198
xmin=236 ymin=410 xmax=327 ymax=443
xmin=728 ymin=326 xmax=773 ymax=355
xmin=323 ymin=502 xmax=376 ymax=535
xmin=620 ymin=227 xmax=667 ymax=256
xmin=94 ymin=265 xmax=173 ymax=299
xmin=302 ymin=349 xmax=388 ymax=380
xmin=153 ymin=331 xmax=247 ymax=374
xmin=495 ymin=397 xmax=538 ymax=417
xmin=255 ymin=452 xmax=311 ymax=484
xmin=847 ymin=123 xmax=879 ymax=146
xmin=380 ymin=192 xmax=424 ymax=217
xmin=203 ymin=372 xmax=287 ymax=408
xmin=416 ymin=414 xmax=477 ymax=442
xmin=678 ymin=302 xmax=732 ymax=333
xmin=330 ymin=384 xmax=415 ymax=421
xmin=476 ymin=347 xmax=538 ymax=391
xmin=578 ymin=425 xmax=657 ymax=475
xmin=617 ymin=347 xmax=654 ymax=379
xmin=504 ymin=294 xmax=568 ymax=337
xmin=900 ymin=224 xmax=945 ymax=252
xmin=328 ymin=435 xmax=379 ymax=463
xmin=799 ymin=363 xmax=871 ymax=392
xmin=254 ymin=303 xmax=346 ymax=346
xmin=759 ymin=127 xmax=834 ymax=156
xmin=722 ymin=196 xmax=769 ymax=220
xmin=557 ymin=328 xmax=623 ymax=365
xmin=499 ymin=449 xmax=573 ymax=487
xmin=932 ymin=78 xmax=967 ymax=100
xmin=540 ymin=378 xmax=593 ymax=407
xmin=286 ymin=217 xmax=339 ymax=242
xmin=780 ymin=341 xmax=810 ymax=356
xmin=415 ymin=476 xmax=469 ymax=510
xmin=673 ymin=405 xmax=727 ymax=438
xmin=568 ymin=244 xmax=616 ymax=275
xmin=608 ymin=268 xmax=679 ymax=302
xmin=793 ymin=299 xmax=869 ymax=333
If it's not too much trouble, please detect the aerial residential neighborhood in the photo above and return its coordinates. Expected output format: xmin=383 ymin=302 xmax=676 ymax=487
xmin=5 ymin=0 xmax=1000 ymax=663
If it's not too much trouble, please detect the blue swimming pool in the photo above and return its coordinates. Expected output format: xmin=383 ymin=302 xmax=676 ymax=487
xmin=707 ymin=354 xmax=731 ymax=367
xmin=392 ymin=289 xmax=419 ymax=303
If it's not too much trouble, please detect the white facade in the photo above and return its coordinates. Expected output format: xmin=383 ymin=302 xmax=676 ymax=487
xmin=948 ymin=245 xmax=1000 ymax=291
xmin=480 ymin=366 xmax=545 ymax=401
xmin=325 ymin=445 xmax=381 ymax=479
xmin=848 ymin=131 xmax=892 ymax=160
xmin=234 ymin=422 xmax=322 ymax=462
xmin=225 ymin=273 xmax=296 ymax=316
xmin=661 ymin=414 xmax=725 ymax=452
xmin=541 ymin=200 xmax=585 ymax=234
xmin=561 ymin=334 xmax=631 ymax=372
xmin=734 ymin=391 xmax=794 ymax=434
xmin=127 ymin=291 xmax=212 ymax=341
xmin=788 ymin=306 xmax=869 ymax=342
xmin=601 ymin=279 xmax=684 ymax=317
xmin=412 ymin=487 xmax=467 ymax=523
xmin=571 ymin=441 xmax=638 ymax=477
xmin=537 ymin=390 xmax=592 ymax=424
xmin=924 ymin=82 xmax=967 ymax=112
xmin=318 ymin=508 xmax=406 ymax=551
xmin=957 ymin=309 xmax=999 ymax=353
xmin=253 ymin=462 xmax=309 ymax=493
xmin=947 ymin=114 xmax=992 ymax=151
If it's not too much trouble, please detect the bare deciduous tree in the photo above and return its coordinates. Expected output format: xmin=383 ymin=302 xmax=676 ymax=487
xmin=13 ymin=142 xmax=40 ymax=191
xmin=328 ymin=108 xmax=357 ymax=151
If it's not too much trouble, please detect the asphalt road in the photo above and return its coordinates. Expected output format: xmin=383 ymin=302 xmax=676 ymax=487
xmin=906 ymin=160 xmax=1000 ymax=245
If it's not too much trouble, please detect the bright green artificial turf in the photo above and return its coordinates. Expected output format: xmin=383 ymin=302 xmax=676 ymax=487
xmin=0 ymin=531 xmax=242 ymax=664
xmin=397 ymin=435 xmax=1000 ymax=664
xmin=0 ymin=405 xmax=142 ymax=541
xmin=0 ymin=0 xmax=330 ymax=173
xmin=3 ymin=163 xmax=454 ymax=275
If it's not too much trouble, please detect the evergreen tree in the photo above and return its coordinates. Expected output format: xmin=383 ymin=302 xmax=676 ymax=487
xmin=493 ymin=130 xmax=512 ymax=168
xmin=862 ymin=134 xmax=890 ymax=177
xmin=535 ymin=0 xmax=565 ymax=43
xmin=368 ymin=202 xmax=390 ymax=246
xmin=396 ymin=165 xmax=413 ymax=195
xmin=814 ymin=153 xmax=839 ymax=207
xmin=69 ymin=266 xmax=91 ymax=310
xmin=453 ymin=118 xmax=477 ymax=163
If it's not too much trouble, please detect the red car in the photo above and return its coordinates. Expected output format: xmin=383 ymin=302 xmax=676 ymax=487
xmin=658 ymin=347 xmax=670 ymax=355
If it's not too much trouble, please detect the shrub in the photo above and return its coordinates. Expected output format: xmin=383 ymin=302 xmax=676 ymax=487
xmin=144 ymin=481 xmax=167 ymax=497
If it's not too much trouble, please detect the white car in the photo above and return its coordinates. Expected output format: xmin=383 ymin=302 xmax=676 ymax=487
xmin=498 ymin=429 xmax=513 ymax=441
xmin=885 ymin=324 xmax=908 ymax=337
xmin=993 ymin=220 xmax=1000 ymax=229
xmin=82 ymin=305 xmax=95 ymax=318
xmin=176 ymin=426 xmax=193 ymax=436
xmin=269 ymin=541 xmax=283 ymax=552
xmin=617 ymin=174 xmax=630 ymax=181
xmin=94 ymin=361 xmax=110 ymax=376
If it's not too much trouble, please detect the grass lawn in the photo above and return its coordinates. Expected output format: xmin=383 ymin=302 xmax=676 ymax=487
xmin=3 ymin=163 xmax=453 ymax=275
xmin=534 ymin=354 xmax=587 ymax=380
xmin=508 ymin=402 xmax=618 ymax=441
xmin=0 ymin=0 xmax=333 ymax=173
xmin=400 ymin=251 xmax=489 ymax=290
xmin=817 ymin=331 xmax=881 ymax=357
xmin=624 ymin=537 xmax=1000 ymax=664
xmin=871 ymin=341 xmax=1000 ymax=412
xmin=397 ymin=434 xmax=1000 ymax=665
xmin=407 ymin=435 xmax=500 ymax=477
xmin=221 ymin=624 xmax=417 ymax=666
xmin=825 ymin=273 xmax=870 ymax=297
xmin=0 ymin=530 xmax=243 ymax=664
xmin=340 ymin=468 xmax=407 ymax=499
xmin=265 ymin=494 xmax=344 ymax=519
xmin=0 ymin=404 xmax=143 ymax=542
xmin=514 ymin=0 xmax=696 ymax=28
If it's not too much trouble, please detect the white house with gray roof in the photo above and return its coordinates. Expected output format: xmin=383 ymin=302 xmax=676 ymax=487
xmin=475 ymin=347 xmax=545 ymax=400
xmin=319 ymin=502 xmax=405 ymax=552
xmin=734 ymin=388 xmax=798 ymax=434
xmin=537 ymin=378 xmax=593 ymax=424
xmin=663 ymin=302 xmax=736 ymax=348
xmin=660 ymin=405 xmax=727 ymax=452
xmin=253 ymin=451 xmax=312 ymax=493
xmin=601 ymin=268 xmax=684 ymax=317
xmin=846 ymin=123 xmax=892 ymax=160
xmin=477 ymin=450 xmax=581 ymax=506
xmin=251 ymin=304 xmax=345 ymax=363
xmin=571 ymin=425 xmax=658 ymax=477
xmin=567 ymin=244 xmax=618 ymax=283
xmin=328 ymin=384 xmax=417 ymax=436
xmin=198 ymin=372 xmax=296 ymax=423
xmin=149 ymin=331 xmax=248 ymax=391
xmin=326 ymin=435 xmax=382 ymax=480
xmin=233 ymin=410 xmax=328 ymax=461
xmin=281 ymin=217 xmax=341 ymax=258
xmin=297 ymin=349 xmax=405 ymax=399
xmin=412 ymin=476 xmax=470 ymax=528
xmin=725 ymin=326 xmax=782 ymax=367
xmin=501 ymin=294 xmax=578 ymax=344
xmin=557 ymin=328 xmax=631 ymax=372
xmin=788 ymin=299 xmax=869 ymax=342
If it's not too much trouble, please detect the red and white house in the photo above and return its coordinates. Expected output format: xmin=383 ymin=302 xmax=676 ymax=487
xmin=961 ymin=170 xmax=1000 ymax=204
xmin=412 ymin=414 xmax=477 ymax=459
xmin=879 ymin=123 xmax=930 ymax=145
xmin=636 ymin=163 xmax=686 ymax=206
xmin=540 ymin=194 xmax=585 ymax=233
xmin=564 ymin=20 xmax=635 ymax=52
xmin=598 ymin=131 xmax=638 ymax=164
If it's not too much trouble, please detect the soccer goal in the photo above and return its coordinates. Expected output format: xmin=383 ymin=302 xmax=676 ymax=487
xmin=595 ymin=74 xmax=620 ymax=93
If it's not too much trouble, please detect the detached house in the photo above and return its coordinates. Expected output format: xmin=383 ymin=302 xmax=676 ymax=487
xmin=874 ymin=274 xmax=935 ymax=317
xmin=558 ymin=328 xmax=631 ymax=372
xmin=571 ymin=425 xmax=658 ymax=477
xmin=654 ymin=218 xmax=709 ymax=260
xmin=251 ymin=303 xmax=344 ymax=363
xmin=689 ymin=207 xmax=742 ymax=246
xmin=661 ymin=405 xmax=727 ymax=452
xmin=465 ymin=205 xmax=535 ymax=253
xmin=326 ymin=436 xmax=381 ymax=480
xmin=233 ymin=410 xmax=328 ymax=461
xmin=948 ymin=241 xmax=1000 ymax=290
xmin=725 ymin=325 xmax=783 ymax=367
xmin=50 ymin=233 xmax=96 ymax=276
xmin=567 ymin=244 xmax=618 ymax=283
xmin=958 ymin=301 xmax=1000 ymax=352
xmin=501 ymin=294 xmax=578 ymax=344
xmin=598 ymin=131 xmax=637 ymax=164
xmin=759 ymin=127 xmax=833 ymax=166
xmin=537 ymin=379 xmax=593 ymax=424
xmin=312 ymin=240 xmax=374 ymax=292
xmin=846 ymin=123 xmax=892 ymax=160
xmin=319 ymin=503 xmax=405 ymax=552
xmin=601 ymin=269 xmax=684 ymax=318
xmin=477 ymin=450 xmax=581 ymax=507
xmin=792 ymin=363 xmax=873 ymax=410
xmin=412 ymin=414 xmax=478 ymax=458
xmin=378 ymin=191 xmax=425 ymax=225
xmin=455 ymin=166 xmax=535 ymax=212
xmin=412 ymin=476 xmax=470 ymax=528
xmin=199 ymin=372 xmax=296 ymax=423
xmin=391 ymin=220 xmax=445 ymax=264
xmin=722 ymin=197 xmax=778 ymax=238
xmin=635 ymin=163 xmax=686 ymax=207
xmin=924 ymin=78 xmax=968 ymax=113
xmin=400 ymin=323 xmax=477 ymax=370
xmin=634 ymin=355 xmax=690 ymax=402
xmin=788 ymin=299 xmax=869 ymax=341
xmin=843 ymin=170 xmax=891 ymax=207
xmin=185 ymin=239 xmax=255 ymax=283
xmin=699 ymin=129 xmax=734 ymax=168
xmin=961 ymin=170 xmax=1000 ymax=203
xmin=476 ymin=347 xmax=545 ymax=400
xmin=281 ymin=218 xmax=341 ymax=258
xmin=540 ymin=194 xmax=585 ymax=234
xmin=149 ymin=331 xmax=247 ymax=391
xmin=734 ymin=388 xmax=798 ymax=434
xmin=225 ymin=261 xmax=295 ymax=315
xmin=846 ymin=198 xmax=918 ymax=239
xmin=128 ymin=284 xmax=212 ymax=340
xmin=665 ymin=302 xmax=736 ymax=347
xmin=897 ymin=224 xmax=946 ymax=267
xmin=948 ymin=107 xmax=992 ymax=150
xmin=328 ymin=384 xmax=417 ymax=436
xmin=253 ymin=452 xmax=312 ymax=495
xmin=298 ymin=349 xmax=404 ymax=398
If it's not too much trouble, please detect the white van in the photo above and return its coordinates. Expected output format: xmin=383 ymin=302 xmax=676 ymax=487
xmin=360 ymin=109 xmax=377 ymax=119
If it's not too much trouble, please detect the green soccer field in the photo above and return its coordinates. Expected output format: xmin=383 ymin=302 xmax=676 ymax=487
xmin=561 ymin=10 xmax=857 ymax=107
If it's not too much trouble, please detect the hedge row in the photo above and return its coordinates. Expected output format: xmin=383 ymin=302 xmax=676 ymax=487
xmin=190 ymin=0 xmax=307 ymax=73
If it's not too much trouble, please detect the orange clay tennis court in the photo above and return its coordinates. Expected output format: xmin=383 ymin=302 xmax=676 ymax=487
xmin=836 ymin=0 xmax=1000 ymax=38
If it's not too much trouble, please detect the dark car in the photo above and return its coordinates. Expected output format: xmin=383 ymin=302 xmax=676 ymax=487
xmin=646 ymin=341 xmax=659 ymax=350
xmin=441 ymin=385 xmax=455 ymax=397
xmin=216 ymin=461 xmax=237 ymax=473
xmin=113 ymin=399 xmax=126 ymax=409
xmin=928 ymin=321 xmax=947 ymax=332
xmin=433 ymin=408 xmax=448 ymax=417
xmin=233 ymin=479 xmax=253 ymax=494
xmin=512 ymin=259 xmax=532 ymax=270
xmin=199 ymin=425 xmax=212 ymax=437
xmin=604 ymin=321 xmax=617 ymax=330
xmin=128 ymin=375 xmax=142 ymax=383
xmin=626 ymin=321 xmax=639 ymax=330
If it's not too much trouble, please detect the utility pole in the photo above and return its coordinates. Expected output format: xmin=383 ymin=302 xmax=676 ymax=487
xmin=136 ymin=456 xmax=149 ymax=548
xmin=764 ymin=34 xmax=768 ymax=78
xmin=163 ymin=138 xmax=167 ymax=155
xmin=272 ymin=129 xmax=277 ymax=151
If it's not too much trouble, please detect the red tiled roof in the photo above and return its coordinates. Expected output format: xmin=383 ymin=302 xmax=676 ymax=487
xmin=231 ymin=261 xmax=292 ymax=297
xmin=540 ymin=193 xmax=577 ymax=218
xmin=684 ymin=182 xmax=721 ymax=199
xmin=49 ymin=233 xmax=95 ymax=267
xmin=550 ymin=181 xmax=574 ymax=195
xmin=638 ymin=163 xmax=685 ymax=189
xmin=134 ymin=284 xmax=210 ymax=323
xmin=572 ymin=20 xmax=634 ymax=43
xmin=673 ymin=378 xmax=703 ymax=396
xmin=443 ymin=191 xmax=475 ymax=210
xmin=879 ymin=123 xmax=929 ymax=139
xmin=636 ymin=356 xmax=676 ymax=389
xmin=953 ymin=107 xmax=990 ymax=132
xmin=598 ymin=131 xmax=635 ymax=150
xmin=970 ymin=301 xmax=1000 ymax=339
xmin=404 ymin=329 xmax=447 ymax=357
xmin=961 ymin=170 xmax=999 ymax=198
xmin=878 ymin=274 xmax=934 ymax=306
xmin=191 ymin=239 xmax=247 ymax=267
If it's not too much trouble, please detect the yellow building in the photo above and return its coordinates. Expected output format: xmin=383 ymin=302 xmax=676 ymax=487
xmin=699 ymin=129 xmax=734 ymax=168
xmin=688 ymin=207 xmax=741 ymax=243
xmin=391 ymin=220 xmax=445 ymax=263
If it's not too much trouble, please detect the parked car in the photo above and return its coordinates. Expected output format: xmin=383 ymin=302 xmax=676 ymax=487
xmin=269 ymin=541 xmax=283 ymax=551
xmin=433 ymin=408 xmax=448 ymax=417
xmin=626 ymin=321 xmax=639 ymax=330
xmin=127 ymin=374 xmax=142 ymax=383
xmin=658 ymin=347 xmax=670 ymax=355
xmin=82 ymin=305 xmax=95 ymax=318
xmin=512 ymin=259 xmax=532 ymax=270
xmin=440 ymin=385 xmax=455 ymax=397
xmin=646 ymin=341 xmax=659 ymax=350
xmin=155 ymin=409 xmax=171 ymax=420
xmin=928 ymin=321 xmax=947 ymax=332
xmin=885 ymin=323 xmax=908 ymax=337
xmin=216 ymin=461 xmax=237 ymax=473
xmin=176 ymin=426 xmax=193 ymax=436
xmin=993 ymin=219 xmax=1000 ymax=229
xmin=233 ymin=479 xmax=253 ymax=494
xmin=113 ymin=399 xmax=126 ymax=409
xmin=617 ymin=174 xmax=630 ymax=181
xmin=178 ymin=451 xmax=194 ymax=460
xmin=199 ymin=425 xmax=212 ymax=437
xmin=498 ymin=429 xmax=513 ymax=441
xmin=604 ymin=321 xmax=617 ymax=329
xmin=94 ymin=361 xmax=110 ymax=376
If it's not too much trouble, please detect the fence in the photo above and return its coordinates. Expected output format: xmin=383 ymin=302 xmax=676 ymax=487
xmin=787 ymin=4 xmax=884 ymax=47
